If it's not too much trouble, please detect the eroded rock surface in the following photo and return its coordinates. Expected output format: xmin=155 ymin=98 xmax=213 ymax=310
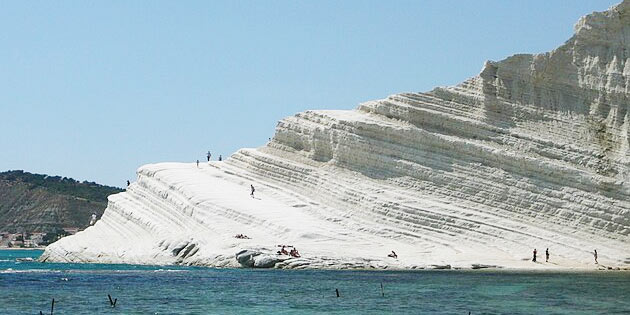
xmin=41 ymin=2 xmax=630 ymax=270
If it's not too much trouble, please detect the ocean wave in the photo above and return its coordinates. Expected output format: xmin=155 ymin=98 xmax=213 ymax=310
xmin=1 ymin=268 xmax=61 ymax=274
xmin=153 ymin=269 xmax=189 ymax=273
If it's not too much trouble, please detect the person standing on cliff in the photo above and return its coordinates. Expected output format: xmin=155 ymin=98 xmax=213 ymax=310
xmin=532 ymin=249 xmax=537 ymax=262
xmin=545 ymin=248 xmax=549 ymax=262
xmin=196 ymin=159 xmax=199 ymax=168
xmin=207 ymin=151 xmax=211 ymax=161
xmin=594 ymin=249 xmax=598 ymax=264
xmin=219 ymin=155 xmax=222 ymax=161
xmin=250 ymin=184 xmax=255 ymax=198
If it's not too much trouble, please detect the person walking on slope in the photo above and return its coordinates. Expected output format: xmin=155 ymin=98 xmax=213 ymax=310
xmin=594 ymin=249 xmax=598 ymax=264
xmin=532 ymin=248 xmax=537 ymax=262
xmin=250 ymin=184 xmax=255 ymax=198
xmin=546 ymin=248 xmax=549 ymax=262
xmin=196 ymin=159 xmax=199 ymax=168
xmin=207 ymin=151 xmax=212 ymax=161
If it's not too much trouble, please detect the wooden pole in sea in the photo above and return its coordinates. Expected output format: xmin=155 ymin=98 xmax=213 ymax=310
xmin=380 ymin=282 xmax=384 ymax=297
xmin=108 ymin=294 xmax=117 ymax=307
xmin=50 ymin=298 xmax=55 ymax=315
xmin=335 ymin=288 xmax=340 ymax=298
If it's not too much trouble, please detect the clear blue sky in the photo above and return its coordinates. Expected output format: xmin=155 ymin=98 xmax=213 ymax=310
xmin=0 ymin=0 xmax=619 ymax=188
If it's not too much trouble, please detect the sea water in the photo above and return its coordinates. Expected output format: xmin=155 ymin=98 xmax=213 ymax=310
xmin=1 ymin=250 xmax=629 ymax=314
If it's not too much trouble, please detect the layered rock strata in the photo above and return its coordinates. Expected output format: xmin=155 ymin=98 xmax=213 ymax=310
xmin=41 ymin=2 xmax=630 ymax=269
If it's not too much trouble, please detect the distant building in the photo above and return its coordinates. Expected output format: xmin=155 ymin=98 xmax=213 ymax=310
xmin=9 ymin=240 xmax=24 ymax=247
xmin=23 ymin=239 xmax=37 ymax=248
xmin=29 ymin=233 xmax=45 ymax=246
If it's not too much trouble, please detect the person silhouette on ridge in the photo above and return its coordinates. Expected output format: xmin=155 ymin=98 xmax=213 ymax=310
xmin=250 ymin=184 xmax=255 ymax=198
xmin=545 ymin=248 xmax=549 ymax=262
xmin=532 ymin=249 xmax=537 ymax=262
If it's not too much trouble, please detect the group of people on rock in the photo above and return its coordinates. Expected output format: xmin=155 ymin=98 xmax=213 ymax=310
xmin=197 ymin=151 xmax=223 ymax=167
xmin=531 ymin=248 xmax=547 ymax=263
xmin=382 ymin=248 xmax=600 ymax=265
xmin=277 ymin=245 xmax=301 ymax=258
xmin=196 ymin=151 xmax=222 ymax=168
xmin=234 ymin=234 xmax=250 ymax=239
xmin=205 ymin=151 xmax=222 ymax=162
xmin=532 ymin=248 xmax=599 ymax=264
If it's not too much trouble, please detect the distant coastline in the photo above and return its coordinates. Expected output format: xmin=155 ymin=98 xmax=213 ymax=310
xmin=0 ymin=247 xmax=44 ymax=250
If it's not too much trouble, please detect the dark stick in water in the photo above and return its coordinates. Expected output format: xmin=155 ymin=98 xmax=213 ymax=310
xmin=108 ymin=294 xmax=117 ymax=307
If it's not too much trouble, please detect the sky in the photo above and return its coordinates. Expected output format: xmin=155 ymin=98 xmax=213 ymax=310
xmin=0 ymin=0 xmax=620 ymax=188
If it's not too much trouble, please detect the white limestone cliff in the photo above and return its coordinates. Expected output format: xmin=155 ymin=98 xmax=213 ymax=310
xmin=41 ymin=2 xmax=630 ymax=270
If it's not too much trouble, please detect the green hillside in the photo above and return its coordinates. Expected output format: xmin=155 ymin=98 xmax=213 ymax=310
xmin=0 ymin=170 xmax=123 ymax=236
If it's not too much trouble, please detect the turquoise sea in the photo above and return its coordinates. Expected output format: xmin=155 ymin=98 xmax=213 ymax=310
xmin=1 ymin=250 xmax=629 ymax=314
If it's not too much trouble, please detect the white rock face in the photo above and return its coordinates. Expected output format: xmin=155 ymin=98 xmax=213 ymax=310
xmin=41 ymin=2 xmax=630 ymax=270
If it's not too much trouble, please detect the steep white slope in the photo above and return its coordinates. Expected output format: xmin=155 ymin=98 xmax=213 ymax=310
xmin=42 ymin=2 xmax=630 ymax=270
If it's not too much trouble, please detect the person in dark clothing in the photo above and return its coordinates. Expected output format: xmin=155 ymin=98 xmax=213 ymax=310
xmin=532 ymin=249 xmax=537 ymax=262
xmin=196 ymin=159 xmax=199 ymax=168
xmin=219 ymin=155 xmax=222 ymax=161
xmin=594 ymin=249 xmax=598 ymax=264
xmin=127 ymin=180 xmax=130 ymax=187
xmin=207 ymin=151 xmax=211 ymax=161
xmin=250 ymin=184 xmax=255 ymax=198
xmin=545 ymin=248 xmax=549 ymax=262
xmin=290 ymin=248 xmax=301 ymax=258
